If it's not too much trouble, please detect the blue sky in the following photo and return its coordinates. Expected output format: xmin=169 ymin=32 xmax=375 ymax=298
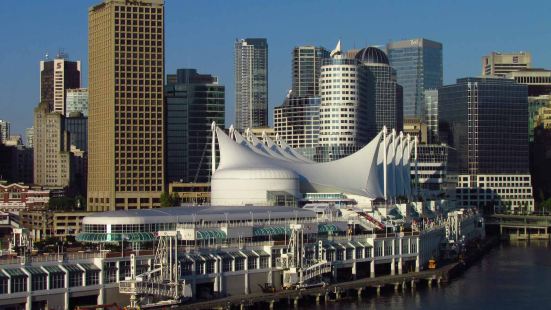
xmin=1 ymin=0 xmax=550 ymax=136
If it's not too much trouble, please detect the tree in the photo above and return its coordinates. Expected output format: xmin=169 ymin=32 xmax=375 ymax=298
xmin=160 ymin=192 xmax=181 ymax=208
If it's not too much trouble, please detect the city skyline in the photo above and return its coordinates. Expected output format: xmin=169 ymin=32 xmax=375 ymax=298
xmin=2 ymin=0 xmax=551 ymax=136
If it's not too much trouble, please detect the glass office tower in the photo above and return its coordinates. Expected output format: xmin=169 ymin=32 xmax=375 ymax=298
xmin=355 ymin=47 xmax=403 ymax=135
xmin=439 ymin=78 xmax=529 ymax=175
xmin=387 ymin=38 xmax=443 ymax=120
xmin=165 ymin=69 xmax=225 ymax=183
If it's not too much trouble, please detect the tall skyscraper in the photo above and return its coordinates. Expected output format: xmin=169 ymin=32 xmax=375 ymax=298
xmin=481 ymin=51 xmax=531 ymax=77
xmin=292 ymin=46 xmax=329 ymax=97
xmin=274 ymin=95 xmax=320 ymax=149
xmin=165 ymin=69 xmax=225 ymax=184
xmin=88 ymin=0 xmax=165 ymax=211
xmin=439 ymin=77 xmax=534 ymax=211
xmin=354 ymin=46 xmax=403 ymax=134
xmin=33 ymin=102 xmax=70 ymax=187
xmin=66 ymin=88 xmax=89 ymax=116
xmin=318 ymin=41 xmax=372 ymax=160
xmin=424 ymin=89 xmax=439 ymax=143
xmin=234 ymin=38 xmax=268 ymax=130
xmin=40 ymin=54 xmax=81 ymax=115
xmin=0 ymin=120 xmax=10 ymax=144
xmin=387 ymin=38 xmax=443 ymax=119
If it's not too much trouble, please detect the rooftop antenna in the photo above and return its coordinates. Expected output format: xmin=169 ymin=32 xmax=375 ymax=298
xmin=44 ymin=51 xmax=49 ymax=60
xmin=56 ymin=48 xmax=68 ymax=59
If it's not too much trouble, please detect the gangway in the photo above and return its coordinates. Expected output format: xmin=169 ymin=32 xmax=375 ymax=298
xmin=358 ymin=212 xmax=385 ymax=230
xmin=119 ymin=231 xmax=191 ymax=308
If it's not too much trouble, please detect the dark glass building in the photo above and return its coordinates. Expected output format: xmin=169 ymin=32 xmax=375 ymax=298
xmin=165 ymin=69 xmax=225 ymax=183
xmin=355 ymin=47 xmax=404 ymax=134
xmin=64 ymin=112 xmax=88 ymax=152
xmin=387 ymin=38 xmax=443 ymax=120
xmin=439 ymin=77 xmax=529 ymax=175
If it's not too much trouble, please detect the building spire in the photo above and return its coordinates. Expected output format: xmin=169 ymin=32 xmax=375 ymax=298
xmin=330 ymin=40 xmax=342 ymax=57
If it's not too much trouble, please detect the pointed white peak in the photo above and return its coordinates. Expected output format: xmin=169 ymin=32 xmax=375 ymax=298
xmin=330 ymin=40 xmax=342 ymax=57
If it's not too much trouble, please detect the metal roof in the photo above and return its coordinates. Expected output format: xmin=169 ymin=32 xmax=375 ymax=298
xmin=63 ymin=264 xmax=83 ymax=273
xmin=43 ymin=265 xmax=64 ymax=274
xmin=83 ymin=205 xmax=316 ymax=226
xmin=3 ymin=268 xmax=26 ymax=277
xmin=79 ymin=263 xmax=100 ymax=271
xmin=76 ymin=232 xmax=157 ymax=243
xmin=24 ymin=267 xmax=47 ymax=275
xmin=196 ymin=230 xmax=226 ymax=240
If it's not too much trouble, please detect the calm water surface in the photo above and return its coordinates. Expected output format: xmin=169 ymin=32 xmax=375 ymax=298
xmin=303 ymin=241 xmax=551 ymax=310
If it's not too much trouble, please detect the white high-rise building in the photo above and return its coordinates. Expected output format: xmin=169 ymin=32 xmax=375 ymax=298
xmin=318 ymin=41 xmax=370 ymax=149
xmin=234 ymin=38 xmax=268 ymax=130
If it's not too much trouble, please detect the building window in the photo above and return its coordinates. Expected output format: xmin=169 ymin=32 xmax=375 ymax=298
xmin=0 ymin=278 xmax=7 ymax=294
xmin=11 ymin=276 xmax=27 ymax=293
xmin=235 ymin=258 xmax=244 ymax=271
xmin=260 ymin=257 xmax=269 ymax=269
xmin=247 ymin=258 xmax=257 ymax=270
xmin=222 ymin=259 xmax=232 ymax=272
xmin=31 ymin=274 xmax=47 ymax=291
xmin=49 ymin=273 xmax=64 ymax=289
xmin=69 ymin=272 xmax=83 ymax=287
xmin=86 ymin=271 xmax=99 ymax=286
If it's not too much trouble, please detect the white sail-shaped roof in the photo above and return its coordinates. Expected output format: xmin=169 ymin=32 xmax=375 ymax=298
xmin=403 ymin=136 xmax=412 ymax=198
xmin=210 ymin=124 xmax=413 ymax=206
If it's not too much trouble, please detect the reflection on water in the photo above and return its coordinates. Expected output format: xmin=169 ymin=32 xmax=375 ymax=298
xmin=302 ymin=240 xmax=551 ymax=310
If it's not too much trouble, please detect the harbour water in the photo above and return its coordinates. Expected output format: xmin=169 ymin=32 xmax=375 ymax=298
xmin=304 ymin=241 xmax=551 ymax=310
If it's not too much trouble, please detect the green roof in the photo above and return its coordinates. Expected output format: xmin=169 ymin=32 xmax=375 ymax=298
xmin=3 ymin=268 xmax=26 ymax=277
xmin=25 ymin=267 xmax=47 ymax=275
xmin=196 ymin=230 xmax=226 ymax=240
xmin=318 ymin=224 xmax=340 ymax=233
xmin=253 ymin=249 xmax=270 ymax=256
xmin=79 ymin=263 xmax=100 ymax=271
xmin=76 ymin=232 xmax=157 ymax=243
xmin=240 ymin=250 xmax=258 ymax=257
xmin=63 ymin=264 xmax=83 ymax=273
xmin=253 ymin=226 xmax=290 ymax=236
xmin=43 ymin=265 xmax=64 ymax=274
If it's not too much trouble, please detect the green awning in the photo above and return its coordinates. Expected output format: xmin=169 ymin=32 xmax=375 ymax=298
xmin=240 ymin=250 xmax=259 ymax=257
xmin=63 ymin=265 xmax=83 ymax=273
xmin=253 ymin=226 xmax=291 ymax=236
xmin=79 ymin=263 xmax=100 ymax=271
xmin=215 ymin=252 xmax=232 ymax=260
xmin=25 ymin=267 xmax=47 ymax=275
xmin=43 ymin=265 xmax=64 ymax=274
xmin=3 ymin=268 xmax=26 ymax=277
xmin=229 ymin=251 xmax=246 ymax=258
xmin=318 ymin=224 xmax=340 ymax=233
xmin=196 ymin=230 xmax=226 ymax=240
xmin=76 ymin=232 xmax=157 ymax=243
xmin=253 ymin=250 xmax=270 ymax=257
xmin=186 ymin=254 xmax=205 ymax=262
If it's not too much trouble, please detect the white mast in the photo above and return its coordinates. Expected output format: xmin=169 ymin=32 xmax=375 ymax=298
xmin=211 ymin=122 xmax=217 ymax=175
xmin=383 ymin=126 xmax=387 ymax=201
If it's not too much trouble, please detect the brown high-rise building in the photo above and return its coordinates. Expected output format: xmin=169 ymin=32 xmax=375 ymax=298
xmin=88 ymin=0 xmax=165 ymax=211
xmin=40 ymin=55 xmax=81 ymax=115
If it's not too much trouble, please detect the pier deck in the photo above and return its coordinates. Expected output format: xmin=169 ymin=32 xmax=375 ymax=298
xmin=174 ymin=263 xmax=458 ymax=310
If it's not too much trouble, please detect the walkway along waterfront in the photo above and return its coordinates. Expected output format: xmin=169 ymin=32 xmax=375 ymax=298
xmin=172 ymin=237 xmax=498 ymax=310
